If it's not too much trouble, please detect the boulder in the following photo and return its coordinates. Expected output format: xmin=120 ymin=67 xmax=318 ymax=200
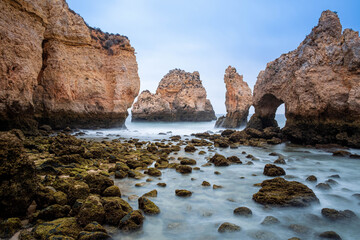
xmin=102 ymin=186 xmax=121 ymax=197
xmin=77 ymin=195 xmax=105 ymax=227
xmin=118 ymin=210 xmax=144 ymax=232
xmin=233 ymin=207 xmax=252 ymax=217
xmin=32 ymin=217 xmax=81 ymax=240
xmin=263 ymin=164 xmax=286 ymax=176
xmin=218 ymin=222 xmax=241 ymax=233
xmin=102 ymin=197 xmax=133 ymax=226
xmin=176 ymin=165 xmax=192 ymax=174
xmin=0 ymin=218 xmax=22 ymax=239
xmin=138 ymin=197 xmax=160 ymax=215
xmin=209 ymin=154 xmax=229 ymax=166
xmin=175 ymin=189 xmax=192 ymax=197
xmin=253 ymin=177 xmax=319 ymax=207
xmin=321 ymin=208 xmax=357 ymax=221
xmin=84 ymin=174 xmax=114 ymax=195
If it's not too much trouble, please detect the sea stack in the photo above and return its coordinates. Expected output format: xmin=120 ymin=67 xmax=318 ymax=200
xmin=248 ymin=10 xmax=360 ymax=147
xmin=132 ymin=69 xmax=216 ymax=121
xmin=215 ymin=66 xmax=252 ymax=128
xmin=0 ymin=0 xmax=140 ymax=133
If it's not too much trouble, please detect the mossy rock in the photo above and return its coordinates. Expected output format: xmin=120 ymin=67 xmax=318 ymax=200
xmin=48 ymin=235 xmax=75 ymax=240
xmin=102 ymin=186 xmax=121 ymax=197
xmin=102 ymin=197 xmax=133 ymax=225
xmin=0 ymin=217 xmax=22 ymax=239
xmin=83 ymin=222 xmax=106 ymax=233
xmin=32 ymin=217 xmax=81 ymax=240
xmin=145 ymin=167 xmax=162 ymax=177
xmin=175 ymin=189 xmax=192 ymax=197
xmin=209 ymin=154 xmax=229 ymax=166
xmin=67 ymin=181 xmax=90 ymax=205
xmin=34 ymin=204 xmax=71 ymax=221
xmin=253 ymin=177 xmax=319 ymax=207
xmin=54 ymin=191 xmax=68 ymax=205
xmin=118 ymin=210 xmax=144 ymax=232
xmin=176 ymin=165 xmax=192 ymax=174
xmin=84 ymin=174 xmax=114 ymax=195
xmin=263 ymin=164 xmax=286 ymax=176
xmin=35 ymin=185 xmax=57 ymax=209
xmin=142 ymin=189 xmax=157 ymax=198
xmin=77 ymin=195 xmax=105 ymax=227
xmin=115 ymin=170 xmax=127 ymax=179
xmin=138 ymin=197 xmax=160 ymax=215
xmin=77 ymin=231 xmax=110 ymax=240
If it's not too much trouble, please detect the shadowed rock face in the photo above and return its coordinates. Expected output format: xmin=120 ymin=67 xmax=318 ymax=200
xmin=249 ymin=10 xmax=360 ymax=147
xmin=215 ymin=66 xmax=252 ymax=128
xmin=132 ymin=69 xmax=216 ymax=122
xmin=0 ymin=0 xmax=140 ymax=132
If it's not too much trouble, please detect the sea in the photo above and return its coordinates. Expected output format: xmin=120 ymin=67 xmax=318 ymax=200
xmin=78 ymin=114 xmax=360 ymax=240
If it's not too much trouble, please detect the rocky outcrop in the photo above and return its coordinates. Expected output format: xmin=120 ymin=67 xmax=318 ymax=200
xmin=0 ymin=0 xmax=140 ymax=132
xmin=248 ymin=10 xmax=360 ymax=147
xmin=215 ymin=66 xmax=252 ymax=128
xmin=132 ymin=69 xmax=216 ymax=121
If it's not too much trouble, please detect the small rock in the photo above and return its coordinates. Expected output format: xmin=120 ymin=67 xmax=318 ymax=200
xmin=175 ymin=189 xmax=192 ymax=197
xmin=209 ymin=154 xmax=229 ymax=166
xmin=321 ymin=208 xmax=357 ymax=221
xmin=316 ymin=183 xmax=332 ymax=190
xmin=213 ymin=184 xmax=223 ymax=189
xmin=218 ymin=222 xmax=241 ymax=233
xmin=145 ymin=168 xmax=162 ymax=177
xmin=306 ymin=175 xmax=317 ymax=182
xmin=263 ymin=164 xmax=286 ymax=176
xmin=180 ymin=158 xmax=197 ymax=165
xmin=261 ymin=216 xmax=280 ymax=225
xmin=214 ymin=171 xmax=221 ymax=175
xmin=102 ymin=186 xmax=121 ymax=197
xmin=319 ymin=231 xmax=342 ymax=239
xmin=274 ymin=157 xmax=286 ymax=164
xmin=288 ymin=224 xmax=311 ymax=235
xmin=176 ymin=165 xmax=192 ymax=174
xmin=185 ymin=145 xmax=196 ymax=152
xmin=135 ymin=182 xmax=147 ymax=187
xmin=332 ymin=150 xmax=351 ymax=157
xmin=157 ymin=183 xmax=167 ymax=187
xmin=233 ymin=207 xmax=252 ymax=217
xmin=202 ymin=181 xmax=211 ymax=187
xmin=118 ymin=210 xmax=144 ymax=232
xmin=142 ymin=190 xmax=157 ymax=198
xmin=227 ymin=156 xmax=242 ymax=164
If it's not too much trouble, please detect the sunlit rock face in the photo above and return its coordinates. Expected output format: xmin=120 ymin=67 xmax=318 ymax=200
xmin=249 ymin=10 xmax=360 ymax=147
xmin=215 ymin=66 xmax=252 ymax=128
xmin=0 ymin=0 xmax=140 ymax=132
xmin=132 ymin=69 xmax=216 ymax=121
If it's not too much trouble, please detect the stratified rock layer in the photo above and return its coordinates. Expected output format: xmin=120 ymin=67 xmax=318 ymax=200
xmin=0 ymin=0 xmax=140 ymax=132
xmin=132 ymin=69 xmax=216 ymax=121
xmin=249 ymin=10 xmax=360 ymax=147
xmin=216 ymin=66 xmax=252 ymax=128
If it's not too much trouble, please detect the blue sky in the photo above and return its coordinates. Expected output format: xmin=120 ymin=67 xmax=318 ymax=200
xmin=67 ymin=0 xmax=360 ymax=114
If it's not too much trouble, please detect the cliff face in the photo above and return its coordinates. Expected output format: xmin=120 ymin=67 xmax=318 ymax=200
xmin=132 ymin=69 xmax=216 ymax=121
xmin=215 ymin=66 xmax=252 ymax=128
xmin=249 ymin=10 xmax=360 ymax=147
xmin=0 ymin=0 xmax=140 ymax=132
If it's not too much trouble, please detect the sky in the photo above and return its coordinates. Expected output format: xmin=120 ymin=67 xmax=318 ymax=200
xmin=67 ymin=0 xmax=360 ymax=114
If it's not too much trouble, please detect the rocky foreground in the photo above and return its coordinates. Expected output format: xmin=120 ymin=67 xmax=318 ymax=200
xmin=0 ymin=0 xmax=140 ymax=133
xmin=132 ymin=69 xmax=216 ymax=122
xmin=1 ymin=127 xmax=358 ymax=239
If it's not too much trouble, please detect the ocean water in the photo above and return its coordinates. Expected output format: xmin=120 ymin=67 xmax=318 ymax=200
xmin=78 ymin=114 xmax=360 ymax=240
xmin=83 ymin=114 xmax=286 ymax=140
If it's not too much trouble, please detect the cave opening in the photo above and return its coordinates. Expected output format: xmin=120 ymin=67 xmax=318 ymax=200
xmin=256 ymin=94 xmax=286 ymax=129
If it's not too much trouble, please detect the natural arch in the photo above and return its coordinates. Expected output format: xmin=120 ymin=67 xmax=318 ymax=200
xmin=247 ymin=94 xmax=285 ymax=130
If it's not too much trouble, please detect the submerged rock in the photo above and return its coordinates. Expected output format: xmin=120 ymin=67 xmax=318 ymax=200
xmin=233 ymin=207 xmax=252 ymax=217
xmin=218 ymin=222 xmax=241 ymax=233
xmin=319 ymin=231 xmax=342 ymax=240
xmin=215 ymin=66 xmax=252 ymax=128
xmin=321 ymin=208 xmax=357 ymax=221
xmin=253 ymin=177 xmax=319 ymax=207
xmin=261 ymin=216 xmax=280 ymax=225
xmin=132 ymin=69 xmax=216 ymax=121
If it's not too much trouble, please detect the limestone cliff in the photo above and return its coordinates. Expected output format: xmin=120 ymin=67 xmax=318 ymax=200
xmin=0 ymin=0 xmax=140 ymax=132
xmin=132 ymin=69 xmax=216 ymax=121
xmin=248 ymin=10 xmax=360 ymax=147
xmin=215 ymin=66 xmax=252 ymax=128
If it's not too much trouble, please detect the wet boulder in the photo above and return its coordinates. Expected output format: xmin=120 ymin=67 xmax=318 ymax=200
xmin=77 ymin=195 xmax=105 ymax=227
xmin=118 ymin=210 xmax=144 ymax=232
xmin=145 ymin=167 xmax=162 ymax=177
xmin=263 ymin=164 xmax=286 ymax=176
xmin=252 ymin=177 xmax=319 ymax=207
xmin=184 ymin=145 xmax=196 ymax=152
xmin=233 ymin=207 xmax=252 ymax=217
xmin=102 ymin=186 xmax=121 ymax=197
xmin=32 ymin=217 xmax=81 ymax=240
xmin=319 ymin=231 xmax=342 ymax=240
xmin=209 ymin=154 xmax=229 ymax=166
xmin=176 ymin=165 xmax=192 ymax=174
xmin=306 ymin=175 xmax=317 ymax=182
xmin=321 ymin=208 xmax=357 ymax=221
xmin=218 ymin=222 xmax=241 ymax=233
xmin=84 ymin=174 xmax=114 ymax=195
xmin=227 ymin=156 xmax=242 ymax=164
xmin=175 ymin=189 xmax=192 ymax=197
xmin=138 ymin=197 xmax=160 ymax=215
xmin=180 ymin=158 xmax=197 ymax=165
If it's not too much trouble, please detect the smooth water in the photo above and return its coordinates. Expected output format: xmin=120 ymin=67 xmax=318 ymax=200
xmin=78 ymin=115 xmax=360 ymax=240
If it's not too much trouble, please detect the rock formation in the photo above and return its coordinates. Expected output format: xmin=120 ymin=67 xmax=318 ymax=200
xmin=215 ymin=66 xmax=252 ymax=128
xmin=0 ymin=0 xmax=140 ymax=132
xmin=248 ymin=10 xmax=360 ymax=147
xmin=132 ymin=69 xmax=216 ymax=121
